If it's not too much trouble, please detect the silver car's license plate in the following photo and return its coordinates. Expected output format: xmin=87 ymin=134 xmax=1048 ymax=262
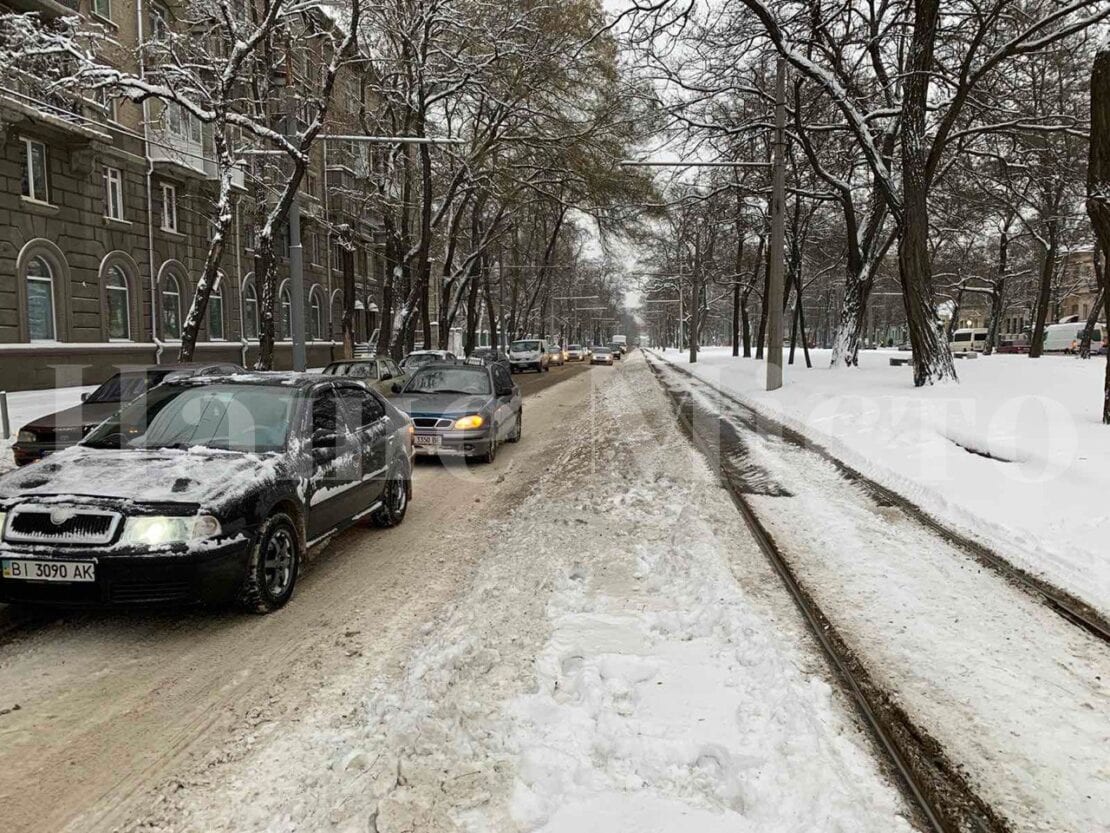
xmin=413 ymin=434 xmax=442 ymax=447
xmin=2 ymin=558 xmax=96 ymax=582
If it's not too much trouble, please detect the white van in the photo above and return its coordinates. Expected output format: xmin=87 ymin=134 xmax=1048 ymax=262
xmin=1042 ymin=323 xmax=1106 ymax=354
xmin=948 ymin=328 xmax=989 ymax=352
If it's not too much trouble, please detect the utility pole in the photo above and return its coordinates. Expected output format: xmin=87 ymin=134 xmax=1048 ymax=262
xmin=766 ymin=58 xmax=787 ymax=391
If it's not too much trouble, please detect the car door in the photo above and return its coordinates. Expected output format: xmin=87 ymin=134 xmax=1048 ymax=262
xmin=305 ymin=386 xmax=357 ymax=540
xmin=336 ymin=384 xmax=391 ymax=511
xmin=491 ymin=364 xmax=518 ymax=441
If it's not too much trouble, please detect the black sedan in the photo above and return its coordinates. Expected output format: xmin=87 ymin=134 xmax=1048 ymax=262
xmin=0 ymin=374 xmax=413 ymax=613
xmin=392 ymin=362 xmax=521 ymax=463
xmin=12 ymin=362 xmax=242 ymax=466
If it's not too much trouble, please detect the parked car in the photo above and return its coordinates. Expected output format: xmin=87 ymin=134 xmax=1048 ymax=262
xmin=401 ymin=349 xmax=458 ymax=371
xmin=466 ymin=347 xmax=512 ymax=371
xmin=391 ymin=362 xmax=522 ymax=463
xmin=509 ymin=339 xmax=550 ymax=373
xmin=0 ymin=374 xmax=413 ymax=612
xmin=12 ymin=362 xmax=243 ymax=467
xmin=322 ymin=357 xmax=408 ymax=397
xmin=546 ymin=343 xmax=566 ymax=367
xmin=565 ymin=344 xmax=587 ymax=362
xmin=591 ymin=346 xmax=615 ymax=366
xmin=608 ymin=343 xmax=623 ymax=360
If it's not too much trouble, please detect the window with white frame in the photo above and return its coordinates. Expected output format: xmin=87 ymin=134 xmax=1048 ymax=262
xmin=162 ymin=273 xmax=183 ymax=340
xmin=208 ymin=277 xmax=225 ymax=340
xmin=103 ymin=166 xmax=124 ymax=220
xmin=20 ymin=138 xmax=49 ymax=203
xmin=161 ymin=183 xmax=178 ymax=232
xmin=93 ymin=0 xmax=111 ymax=21
xmin=310 ymin=289 xmax=323 ymax=340
xmin=280 ymin=286 xmax=291 ymax=339
xmin=243 ymin=280 xmax=259 ymax=339
xmin=25 ymin=256 xmax=56 ymax=341
xmin=106 ymin=265 xmax=131 ymax=340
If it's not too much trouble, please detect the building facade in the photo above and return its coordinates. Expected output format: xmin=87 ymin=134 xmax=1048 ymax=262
xmin=0 ymin=0 xmax=384 ymax=390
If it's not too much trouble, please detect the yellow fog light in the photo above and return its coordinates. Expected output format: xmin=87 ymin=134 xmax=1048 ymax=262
xmin=453 ymin=415 xmax=484 ymax=430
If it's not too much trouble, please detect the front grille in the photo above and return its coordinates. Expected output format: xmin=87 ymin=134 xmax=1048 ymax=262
xmin=5 ymin=506 xmax=121 ymax=545
xmin=412 ymin=417 xmax=452 ymax=429
xmin=110 ymin=579 xmax=192 ymax=604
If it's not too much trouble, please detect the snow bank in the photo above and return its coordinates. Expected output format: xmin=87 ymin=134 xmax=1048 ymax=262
xmin=653 ymin=347 xmax=1110 ymax=620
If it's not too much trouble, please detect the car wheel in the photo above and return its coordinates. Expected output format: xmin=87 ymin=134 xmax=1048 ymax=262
xmin=239 ymin=512 xmax=300 ymax=614
xmin=477 ymin=431 xmax=498 ymax=463
xmin=509 ymin=410 xmax=522 ymax=443
xmin=371 ymin=457 xmax=410 ymax=528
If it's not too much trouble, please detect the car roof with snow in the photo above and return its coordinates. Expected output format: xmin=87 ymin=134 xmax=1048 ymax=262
xmin=163 ymin=372 xmax=341 ymax=390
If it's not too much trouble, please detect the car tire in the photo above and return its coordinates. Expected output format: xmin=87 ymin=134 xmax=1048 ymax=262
xmin=477 ymin=431 xmax=497 ymax=464
xmin=239 ymin=512 xmax=300 ymax=614
xmin=371 ymin=456 xmax=410 ymax=528
xmin=509 ymin=410 xmax=522 ymax=443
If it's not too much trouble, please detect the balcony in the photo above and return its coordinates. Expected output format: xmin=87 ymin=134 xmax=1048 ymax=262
xmin=147 ymin=103 xmax=245 ymax=189
xmin=0 ymin=70 xmax=111 ymax=144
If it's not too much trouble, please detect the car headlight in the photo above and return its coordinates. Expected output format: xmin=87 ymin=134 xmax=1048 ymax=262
xmin=16 ymin=431 xmax=36 ymax=444
xmin=453 ymin=415 xmax=485 ymax=430
xmin=119 ymin=514 xmax=222 ymax=547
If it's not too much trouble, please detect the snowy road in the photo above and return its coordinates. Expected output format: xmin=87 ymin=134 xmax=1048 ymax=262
xmin=649 ymin=354 xmax=1110 ymax=833
xmin=0 ymin=354 xmax=923 ymax=833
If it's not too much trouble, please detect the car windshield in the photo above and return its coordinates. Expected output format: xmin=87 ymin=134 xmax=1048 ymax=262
xmin=511 ymin=340 xmax=540 ymax=352
xmin=324 ymin=362 xmax=378 ymax=379
xmin=402 ymin=353 xmax=442 ymax=368
xmin=595 ymin=347 xmax=611 ymax=354
xmin=84 ymin=384 xmax=299 ymax=453
xmin=84 ymin=370 xmax=173 ymax=404
xmin=404 ymin=367 xmax=491 ymax=396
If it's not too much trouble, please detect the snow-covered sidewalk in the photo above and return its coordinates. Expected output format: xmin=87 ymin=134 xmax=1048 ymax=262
xmin=139 ymin=354 xmax=915 ymax=833
xmin=654 ymin=346 xmax=1110 ymax=621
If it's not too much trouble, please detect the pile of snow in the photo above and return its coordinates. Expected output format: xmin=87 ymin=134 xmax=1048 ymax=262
xmin=653 ymin=347 xmax=1110 ymax=619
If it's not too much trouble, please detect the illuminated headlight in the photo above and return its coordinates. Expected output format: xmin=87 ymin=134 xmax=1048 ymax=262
xmin=453 ymin=415 xmax=485 ymax=430
xmin=16 ymin=431 xmax=36 ymax=444
xmin=120 ymin=514 xmax=222 ymax=547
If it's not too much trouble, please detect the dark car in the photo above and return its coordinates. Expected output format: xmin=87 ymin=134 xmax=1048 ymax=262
xmin=607 ymin=344 xmax=623 ymax=360
xmin=391 ymin=362 xmax=521 ymax=463
xmin=12 ymin=362 xmax=242 ymax=467
xmin=0 ymin=374 xmax=413 ymax=613
xmin=465 ymin=347 xmax=511 ymax=372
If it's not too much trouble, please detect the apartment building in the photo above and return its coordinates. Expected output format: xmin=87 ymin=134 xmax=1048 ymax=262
xmin=0 ymin=0 xmax=383 ymax=390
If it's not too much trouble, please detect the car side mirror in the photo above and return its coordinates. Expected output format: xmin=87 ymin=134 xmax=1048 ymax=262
xmin=80 ymin=392 xmax=89 ymax=402
xmin=311 ymin=428 xmax=338 ymax=449
xmin=381 ymin=372 xmax=392 ymax=381
xmin=497 ymin=386 xmax=514 ymax=397
xmin=391 ymin=382 xmax=403 ymax=394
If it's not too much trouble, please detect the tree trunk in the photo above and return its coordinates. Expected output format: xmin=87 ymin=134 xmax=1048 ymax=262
xmin=1028 ymin=218 xmax=1059 ymax=359
xmin=1085 ymin=46 xmax=1110 ymax=420
xmin=340 ymin=225 xmax=356 ymax=359
xmin=899 ymin=0 xmax=957 ymax=386
xmin=983 ymin=229 xmax=1010 ymax=356
xmin=756 ymin=241 xmax=770 ymax=360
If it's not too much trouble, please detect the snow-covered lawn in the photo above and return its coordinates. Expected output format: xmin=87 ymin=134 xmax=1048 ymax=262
xmin=0 ymin=386 xmax=94 ymax=474
xmin=654 ymin=347 xmax=1110 ymax=620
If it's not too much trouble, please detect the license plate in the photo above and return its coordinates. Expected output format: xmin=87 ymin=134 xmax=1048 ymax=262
xmin=2 ymin=559 xmax=96 ymax=583
xmin=413 ymin=434 xmax=442 ymax=447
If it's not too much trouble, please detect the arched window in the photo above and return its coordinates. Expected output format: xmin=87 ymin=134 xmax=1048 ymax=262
xmin=309 ymin=287 xmax=324 ymax=341
xmin=208 ymin=275 xmax=225 ymax=341
xmin=26 ymin=256 xmax=56 ymax=341
xmin=330 ymin=291 xmax=343 ymax=341
xmin=162 ymin=273 xmax=182 ymax=340
xmin=243 ymin=278 xmax=259 ymax=340
xmin=105 ymin=265 xmax=130 ymax=340
xmin=279 ymin=284 xmax=291 ymax=340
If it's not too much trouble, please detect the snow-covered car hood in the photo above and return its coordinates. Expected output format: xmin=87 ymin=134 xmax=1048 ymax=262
xmin=392 ymin=393 xmax=492 ymax=418
xmin=0 ymin=446 xmax=285 ymax=508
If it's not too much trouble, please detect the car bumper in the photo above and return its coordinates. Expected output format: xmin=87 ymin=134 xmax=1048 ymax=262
xmin=590 ymin=358 xmax=613 ymax=365
xmin=0 ymin=537 xmax=253 ymax=607
xmin=412 ymin=427 xmax=493 ymax=457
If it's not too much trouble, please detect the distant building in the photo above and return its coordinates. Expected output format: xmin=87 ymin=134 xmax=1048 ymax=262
xmin=1057 ymin=245 xmax=1101 ymax=321
xmin=0 ymin=0 xmax=383 ymax=389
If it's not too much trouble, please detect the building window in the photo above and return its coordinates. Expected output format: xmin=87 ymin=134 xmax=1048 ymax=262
xmin=149 ymin=3 xmax=169 ymax=40
xmin=93 ymin=0 xmax=111 ymax=21
xmin=280 ymin=285 xmax=291 ymax=339
xmin=106 ymin=265 xmax=130 ymax=340
xmin=96 ymin=88 xmax=118 ymax=122
xmin=208 ymin=280 xmax=225 ymax=340
xmin=243 ymin=280 xmax=259 ymax=340
xmin=21 ymin=138 xmax=49 ymax=203
xmin=310 ymin=232 xmax=322 ymax=265
xmin=103 ymin=166 xmax=124 ymax=220
xmin=244 ymin=223 xmax=256 ymax=251
xmin=161 ymin=183 xmax=177 ymax=232
xmin=162 ymin=273 xmax=182 ymax=340
xmin=26 ymin=256 xmax=56 ymax=341
xmin=310 ymin=288 xmax=323 ymax=340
